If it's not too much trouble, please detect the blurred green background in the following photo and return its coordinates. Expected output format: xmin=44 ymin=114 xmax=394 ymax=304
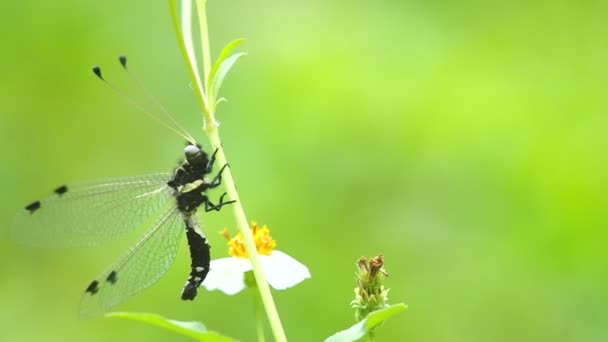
xmin=1 ymin=0 xmax=607 ymax=341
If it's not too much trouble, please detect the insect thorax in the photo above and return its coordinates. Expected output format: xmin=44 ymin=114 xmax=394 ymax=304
xmin=169 ymin=162 xmax=210 ymax=213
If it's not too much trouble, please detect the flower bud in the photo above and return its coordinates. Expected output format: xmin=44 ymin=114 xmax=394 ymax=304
xmin=350 ymin=254 xmax=390 ymax=322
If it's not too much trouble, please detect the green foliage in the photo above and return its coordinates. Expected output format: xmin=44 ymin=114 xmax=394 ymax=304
xmin=106 ymin=312 xmax=238 ymax=342
xmin=207 ymin=38 xmax=246 ymax=92
xmin=325 ymin=304 xmax=407 ymax=342
xmin=207 ymin=38 xmax=247 ymax=108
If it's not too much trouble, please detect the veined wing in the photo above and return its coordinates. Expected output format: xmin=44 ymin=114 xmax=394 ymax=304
xmin=79 ymin=206 xmax=184 ymax=318
xmin=11 ymin=173 xmax=174 ymax=247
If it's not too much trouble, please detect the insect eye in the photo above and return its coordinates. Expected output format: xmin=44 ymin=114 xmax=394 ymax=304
xmin=184 ymin=144 xmax=201 ymax=158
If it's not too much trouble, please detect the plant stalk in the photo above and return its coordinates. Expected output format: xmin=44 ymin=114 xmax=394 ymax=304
xmin=205 ymin=129 xmax=287 ymax=342
xmin=250 ymin=285 xmax=267 ymax=342
xmin=170 ymin=0 xmax=287 ymax=340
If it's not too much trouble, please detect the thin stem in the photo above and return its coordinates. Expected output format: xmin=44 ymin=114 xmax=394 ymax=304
xmin=181 ymin=0 xmax=206 ymax=102
xmin=173 ymin=0 xmax=288 ymax=341
xmin=250 ymin=285 xmax=267 ymax=342
xmin=206 ymin=130 xmax=287 ymax=342
xmin=194 ymin=0 xmax=215 ymax=129
xmin=195 ymin=0 xmax=212 ymax=89
xmin=168 ymin=0 xmax=209 ymax=117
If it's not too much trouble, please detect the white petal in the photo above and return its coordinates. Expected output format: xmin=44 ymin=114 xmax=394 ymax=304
xmin=260 ymin=250 xmax=311 ymax=290
xmin=202 ymin=257 xmax=252 ymax=295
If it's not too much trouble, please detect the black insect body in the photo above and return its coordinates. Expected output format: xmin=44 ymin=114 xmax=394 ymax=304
xmin=11 ymin=143 xmax=234 ymax=317
xmin=166 ymin=144 xmax=234 ymax=300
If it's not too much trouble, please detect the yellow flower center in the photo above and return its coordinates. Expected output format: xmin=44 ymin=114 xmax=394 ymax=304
xmin=220 ymin=222 xmax=277 ymax=258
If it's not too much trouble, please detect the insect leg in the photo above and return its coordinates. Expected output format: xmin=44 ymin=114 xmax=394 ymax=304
xmin=207 ymin=163 xmax=230 ymax=189
xmin=203 ymin=192 xmax=236 ymax=212
xmin=204 ymin=148 xmax=220 ymax=173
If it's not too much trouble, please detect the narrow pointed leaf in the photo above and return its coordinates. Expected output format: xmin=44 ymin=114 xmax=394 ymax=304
xmin=207 ymin=38 xmax=246 ymax=91
xmin=106 ymin=312 xmax=238 ymax=342
xmin=324 ymin=303 xmax=407 ymax=342
xmin=209 ymin=52 xmax=247 ymax=103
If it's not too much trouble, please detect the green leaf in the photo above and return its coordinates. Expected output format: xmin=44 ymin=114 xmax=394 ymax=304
xmin=208 ymin=38 xmax=245 ymax=79
xmin=208 ymin=52 xmax=247 ymax=106
xmin=207 ymin=38 xmax=246 ymax=94
xmin=324 ymin=303 xmax=407 ymax=342
xmin=106 ymin=312 xmax=238 ymax=342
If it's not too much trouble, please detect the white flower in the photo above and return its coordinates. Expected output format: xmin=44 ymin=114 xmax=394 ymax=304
xmin=202 ymin=223 xmax=311 ymax=295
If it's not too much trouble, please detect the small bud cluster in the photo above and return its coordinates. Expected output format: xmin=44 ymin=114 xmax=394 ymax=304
xmin=351 ymin=254 xmax=390 ymax=322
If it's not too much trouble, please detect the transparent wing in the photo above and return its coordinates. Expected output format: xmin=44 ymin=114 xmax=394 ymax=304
xmin=10 ymin=173 xmax=174 ymax=247
xmin=79 ymin=207 xmax=185 ymax=318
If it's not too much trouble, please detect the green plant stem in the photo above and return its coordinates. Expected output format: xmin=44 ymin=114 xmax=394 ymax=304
xmin=192 ymin=2 xmax=286 ymax=340
xmin=205 ymin=129 xmax=287 ymax=342
xmin=170 ymin=0 xmax=287 ymax=340
xmin=195 ymin=0 xmax=212 ymax=91
xmin=250 ymin=285 xmax=267 ymax=342
xmin=168 ymin=0 xmax=208 ymax=118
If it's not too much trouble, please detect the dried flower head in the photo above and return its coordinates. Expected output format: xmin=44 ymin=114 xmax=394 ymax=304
xmin=351 ymin=254 xmax=390 ymax=322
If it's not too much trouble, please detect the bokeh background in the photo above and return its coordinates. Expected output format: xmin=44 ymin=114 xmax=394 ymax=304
xmin=1 ymin=0 xmax=607 ymax=341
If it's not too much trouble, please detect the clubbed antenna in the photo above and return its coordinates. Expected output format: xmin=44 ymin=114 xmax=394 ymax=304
xmin=91 ymin=56 xmax=196 ymax=145
xmin=117 ymin=55 xmax=195 ymax=144
xmin=119 ymin=55 xmax=127 ymax=69
xmin=92 ymin=66 xmax=103 ymax=80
